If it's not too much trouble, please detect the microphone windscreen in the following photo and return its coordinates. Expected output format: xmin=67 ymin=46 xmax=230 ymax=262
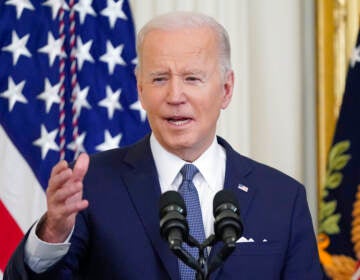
xmin=159 ymin=191 xmax=186 ymax=218
xmin=213 ymin=189 xmax=239 ymax=216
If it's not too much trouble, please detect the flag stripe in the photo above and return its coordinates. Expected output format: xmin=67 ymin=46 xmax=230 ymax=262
xmin=0 ymin=200 xmax=23 ymax=271
xmin=0 ymin=126 xmax=46 ymax=232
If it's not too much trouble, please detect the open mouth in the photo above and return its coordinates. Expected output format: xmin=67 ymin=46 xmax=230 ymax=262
xmin=166 ymin=117 xmax=192 ymax=126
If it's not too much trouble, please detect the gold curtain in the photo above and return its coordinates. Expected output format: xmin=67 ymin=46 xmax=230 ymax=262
xmin=317 ymin=0 xmax=360 ymax=216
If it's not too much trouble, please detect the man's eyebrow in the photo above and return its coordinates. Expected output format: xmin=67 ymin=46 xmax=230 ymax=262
xmin=149 ymin=71 xmax=169 ymax=76
xmin=183 ymin=69 xmax=206 ymax=75
xmin=147 ymin=69 xmax=207 ymax=78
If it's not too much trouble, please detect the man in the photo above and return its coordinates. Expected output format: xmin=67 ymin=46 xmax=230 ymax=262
xmin=5 ymin=11 xmax=323 ymax=279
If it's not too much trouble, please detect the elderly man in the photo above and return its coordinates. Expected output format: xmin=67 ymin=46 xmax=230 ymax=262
xmin=5 ymin=11 xmax=323 ymax=279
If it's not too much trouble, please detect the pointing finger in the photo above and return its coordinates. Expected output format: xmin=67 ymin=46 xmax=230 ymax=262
xmin=50 ymin=160 xmax=68 ymax=178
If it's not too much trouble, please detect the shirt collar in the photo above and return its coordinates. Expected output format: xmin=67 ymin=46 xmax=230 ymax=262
xmin=150 ymin=134 xmax=184 ymax=191
xmin=150 ymin=134 xmax=225 ymax=192
xmin=193 ymin=139 xmax=225 ymax=191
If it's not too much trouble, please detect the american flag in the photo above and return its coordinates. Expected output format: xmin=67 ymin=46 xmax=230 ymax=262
xmin=0 ymin=0 xmax=150 ymax=276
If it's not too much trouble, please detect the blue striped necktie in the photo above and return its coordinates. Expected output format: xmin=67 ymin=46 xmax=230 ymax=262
xmin=178 ymin=164 xmax=207 ymax=280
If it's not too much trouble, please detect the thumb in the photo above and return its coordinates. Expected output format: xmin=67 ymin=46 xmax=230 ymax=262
xmin=73 ymin=153 xmax=90 ymax=182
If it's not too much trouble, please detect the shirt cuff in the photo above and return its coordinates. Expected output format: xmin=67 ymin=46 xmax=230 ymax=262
xmin=24 ymin=218 xmax=73 ymax=273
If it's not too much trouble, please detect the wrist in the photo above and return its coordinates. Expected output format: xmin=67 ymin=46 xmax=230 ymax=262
xmin=36 ymin=213 xmax=68 ymax=243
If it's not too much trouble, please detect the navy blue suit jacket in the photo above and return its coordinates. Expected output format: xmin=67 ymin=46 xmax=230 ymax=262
xmin=5 ymin=135 xmax=323 ymax=279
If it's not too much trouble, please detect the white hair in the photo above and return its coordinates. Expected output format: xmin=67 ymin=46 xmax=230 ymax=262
xmin=135 ymin=11 xmax=232 ymax=75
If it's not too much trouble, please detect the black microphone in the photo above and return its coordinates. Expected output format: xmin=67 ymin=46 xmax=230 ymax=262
xmin=159 ymin=191 xmax=202 ymax=274
xmin=213 ymin=189 xmax=243 ymax=245
xmin=207 ymin=190 xmax=244 ymax=275
xmin=159 ymin=191 xmax=189 ymax=248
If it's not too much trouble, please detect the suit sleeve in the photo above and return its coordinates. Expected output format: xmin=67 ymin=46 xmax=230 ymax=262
xmin=282 ymin=185 xmax=324 ymax=279
xmin=3 ymin=229 xmax=50 ymax=280
xmin=4 ymin=211 xmax=89 ymax=279
xmin=3 ymin=233 xmax=31 ymax=280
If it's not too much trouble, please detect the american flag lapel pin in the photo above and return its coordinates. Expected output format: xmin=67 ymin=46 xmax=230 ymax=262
xmin=238 ymin=184 xmax=248 ymax=192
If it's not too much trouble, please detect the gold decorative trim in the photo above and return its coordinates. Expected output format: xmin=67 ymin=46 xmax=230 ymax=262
xmin=316 ymin=0 xmax=359 ymax=223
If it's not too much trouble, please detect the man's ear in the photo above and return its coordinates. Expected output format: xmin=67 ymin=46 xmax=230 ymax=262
xmin=221 ymin=70 xmax=234 ymax=109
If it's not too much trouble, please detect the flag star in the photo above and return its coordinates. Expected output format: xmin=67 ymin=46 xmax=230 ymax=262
xmin=38 ymin=32 xmax=66 ymax=66
xmin=74 ymin=0 xmax=96 ymax=25
xmin=37 ymin=78 xmax=61 ymax=113
xmin=42 ymin=0 xmax=69 ymax=20
xmin=98 ymin=86 xmax=122 ymax=119
xmin=350 ymin=45 xmax=360 ymax=68
xmin=5 ymin=0 xmax=34 ymax=19
xmin=67 ymin=132 xmax=87 ymax=158
xmin=0 ymin=77 xmax=28 ymax=112
xmin=73 ymin=85 xmax=92 ymax=117
xmin=2 ymin=31 xmax=31 ymax=65
xmin=76 ymin=37 xmax=94 ymax=70
xmin=33 ymin=125 xmax=59 ymax=159
xmin=95 ymin=130 xmax=122 ymax=151
xmin=130 ymin=100 xmax=147 ymax=122
xmin=100 ymin=0 xmax=127 ymax=29
xmin=131 ymin=57 xmax=138 ymax=65
xmin=99 ymin=41 xmax=126 ymax=74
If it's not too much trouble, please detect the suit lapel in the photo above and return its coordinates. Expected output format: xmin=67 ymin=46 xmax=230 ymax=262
xmin=217 ymin=137 xmax=256 ymax=224
xmin=121 ymin=136 xmax=179 ymax=280
xmin=209 ymin=137 xmax=257 ymax=280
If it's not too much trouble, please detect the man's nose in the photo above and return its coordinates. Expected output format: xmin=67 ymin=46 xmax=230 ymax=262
xmin=166 ymin=76 xmax=186 ymax=104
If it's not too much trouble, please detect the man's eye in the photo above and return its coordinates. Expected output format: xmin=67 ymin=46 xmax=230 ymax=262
xmin=186 ymin=76 xmax=199 ymax=81
xmin=153 ymin=77 xmax=167 ymax=83
xmin=185 ymin=76 xmax=203 ymax=83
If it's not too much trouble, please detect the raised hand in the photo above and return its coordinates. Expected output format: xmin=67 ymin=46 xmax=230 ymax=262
xmin=37 ymin=153 xmax=90 ymax=243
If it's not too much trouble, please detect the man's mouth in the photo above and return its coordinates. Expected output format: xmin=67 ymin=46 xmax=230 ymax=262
xmin=166 ymin=117 xmax=192 ymax=126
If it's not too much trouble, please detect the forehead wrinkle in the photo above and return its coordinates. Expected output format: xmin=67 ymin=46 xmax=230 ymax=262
xmin=141 ymin=29 xmax=221 ymax=79
xmin=147 ymin=52 xmax=210 ymax=74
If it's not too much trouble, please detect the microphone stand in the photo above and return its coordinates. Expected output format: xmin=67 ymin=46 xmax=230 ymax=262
xmin=168 ymin=237 xmax=202 ymax=273
xmin=169 ymin=234 xmax=237 ymax=280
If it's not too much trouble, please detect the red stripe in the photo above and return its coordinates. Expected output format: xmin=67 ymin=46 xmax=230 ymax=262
xmin=0 ymin=200 xmax=24 ymax=271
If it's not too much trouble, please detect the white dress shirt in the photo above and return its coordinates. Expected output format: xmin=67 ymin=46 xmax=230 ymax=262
xmin=150 ymin=134 xmax=226 ymax=238
xmin=24 ymin=133 xmax=226 ymax=273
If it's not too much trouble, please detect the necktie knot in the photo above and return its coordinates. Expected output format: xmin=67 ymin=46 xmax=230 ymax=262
xmin=180 ymin=164 xmax=198 ymax=182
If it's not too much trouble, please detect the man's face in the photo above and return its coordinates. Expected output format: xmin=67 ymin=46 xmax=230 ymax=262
xmin=137 ymin=26 xmax=234 ymax=161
